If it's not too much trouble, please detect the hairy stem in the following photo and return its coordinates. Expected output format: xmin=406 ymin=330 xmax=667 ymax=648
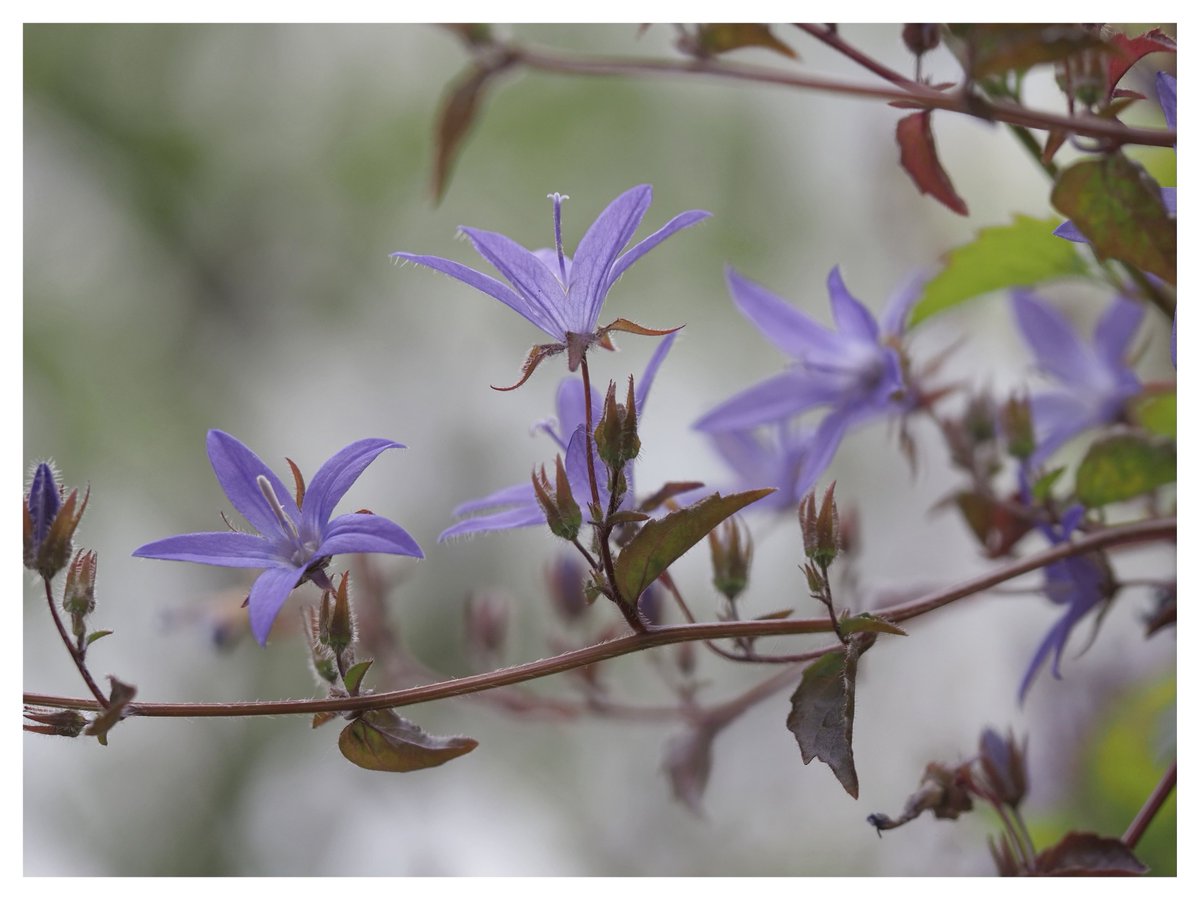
xmin=42 ymin=577 xmax=109 ymax=708
xmin=23 ymin=516 xmax=1172 ymax=720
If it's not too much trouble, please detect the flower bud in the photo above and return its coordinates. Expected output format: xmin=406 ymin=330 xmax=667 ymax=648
xmin=545 ymin=554 xmax=589 ymax=622
xmin=902 ymin=24 xmax=940 ymax=57
xmin=63 ymin=549 xmax=98 ymax=640
xmin=1000 ymin=395 xmax=1035 ymax=461
xmin=24 ymin=708 xmax=89 ymax=738
xmin=708 ymin=518 xmax=752 ymax=602
xmin=977 ymin=727 xmax=1028 ymax=808
xmin=1056 ymin=45 xmax=1107 ymax=107
xmin=24 ymin=462 xmax=89 ymax=579
xmin=328 ymin=572 xmax=355 ymax=655
xmin=465 ymin=589 xmax=509 ymax=657
xmin=532 ymin=457 xmax=582 ymax=541
xmin=594 ymin=377 xmax=641 ymax=469
xmin=799 ymin=483 xmax=840 ymax=566
xmin=304 ymin=607 xmax=339 ymax=685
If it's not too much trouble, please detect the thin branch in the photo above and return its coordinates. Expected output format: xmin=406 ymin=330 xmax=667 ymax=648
xmin=1122 ymin=759 xmax=1177 ymax=850
xmin=23 ymin=516 xmax=1173 ymax=720
xmin=42 ymin=577 xmax=109 ymax=708
xmin=794 ymin=23 xmax=921 ymax=90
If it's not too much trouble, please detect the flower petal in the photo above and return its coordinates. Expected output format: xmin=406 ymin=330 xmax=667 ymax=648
xmin=1156 ymin=71 xmax=1176 ymax=133
xmin=1092 ymin=296 xmax=1144 ymax=370
xmin=726 ymin=267 xmax=844 ymax=359
xmin=1028 ymin=391 xmax=1100 ymax=466
xmin=132 ymin=531 xmax=283 ymax=568
xmin=205 ymin=430 xmax=300 ymax=540
xmin=1011 ymin=291 xmax=1096 ymax=388
xmin=1018 ymin=613 xmax=1071 ymax=701
xmin=452 ymin=482 xmax=537 ymax=517
xmin=826 ymin=267 xmax=880 ymax=343
xmin=460 ymin=227 xmax=571 ymax=339
xmin=247 ymin=564 xmax=308 ymax=646
xmin=606 ymin=209 xmax=710 ymax=294
xmin=390 ymin=251 xmax=556 ymax=335
xmin=301 ymin=439 xmax=404 ymax=535
xmin=317 ymin=513 xmax=424 ymax=559
xmin=555 ymin=378 xmax=597 ymax=439
xmin=693 ymin=369 xmax=839 ymax=432
xmin=879 ymin=270 xmax=927 ymax=338
xmin=794 ymin=406 xmax=853 ymax=498
xmin=439 ymin=503 xmax=548 ymax=541
xmin=569 ymin=185 xmax=653 ymax=332
xmin=1052 ymin=219 xmax=1088 ymax=242
xmin=634 ymin=332 xmax=677 ymax=416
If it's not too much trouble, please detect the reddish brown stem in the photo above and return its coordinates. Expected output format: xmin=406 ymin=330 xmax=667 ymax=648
xmin=42 ymin=577 xmax=109 ymax=708
xmin=1122 ymin=760 xmax=1176 ymax=850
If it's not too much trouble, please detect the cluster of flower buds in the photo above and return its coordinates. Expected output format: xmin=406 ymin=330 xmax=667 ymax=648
xmin=305 ymin=572 xmax=357 ymax=686
xmin=708 ymin=517 xmax=752 ymax=604
xmin=532 ymin=456 xmax=583 ymax=541
xmin=1055 ymin=34 xmax=1108 ymax=107
xmin=23 ymin=462 xmax=89 ymax=580
xmin=800 ymin=483 xmax=840 ymax=568
xmin=594 ymin=377 xmax=641 ymax=471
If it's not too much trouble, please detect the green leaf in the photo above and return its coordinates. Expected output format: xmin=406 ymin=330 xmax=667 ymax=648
xmin=85 ymin=629 xmax=113 ymax=647
xmin=338 ymin=709 xmax=478 ymax=773
xmin=910 ymin=215 xmax=1087 ymax=326
xmin=614 ymin=489 xmax=774 ymax=604
xmin=1133 ymin=390 xmax=1176 ymax=439
xmin=785 ymin=634 xmax=874 ymax=798
xmin=948 ymin=24 xmax=1108 ymax=79
xmin=1032 ymin=466 xmax=1067 ymax=503
xmin=696 ymin=24 xmax=796 ymax=59
xmin=1051 ymin=152 xmax=1176 ymax=284
xmin=1075 ymin=434 xmax=1176 ymax=507
xmin=839 ymin=613 xmax=907 ymax=637
xmin=342 ymin=659 xmax=374 ymax=696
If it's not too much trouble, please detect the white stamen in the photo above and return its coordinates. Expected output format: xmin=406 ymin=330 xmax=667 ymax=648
xmin=257 ymin=475 xmax=298 ymax=538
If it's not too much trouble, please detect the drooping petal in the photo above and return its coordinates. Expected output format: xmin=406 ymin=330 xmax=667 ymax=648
xmin=563 ymin=424 xmax=609 ymax=510
xmin=726 ymin=267 xmax=844 ymax=360
xmin=301 ymin=439 xmax=404 ymax=535
xmin=317 ymin=513 xmax=424 ymax=559
xmin=793 ymin=406 xmax=853 ymax=499
xmin=634 ymin=332 xmax=677 ymax=416
xmin=439 ymin=503 xmax=548 ymax=541
xmin=607 ymin=209 xmax=710 ymax=294
xmin=459 ymin=227 xmax=572 ymax=338
xmin=1161 ymin=187 xmax=1177 ymax=217
xmin=568 ymin=184 xmax=653 ymax=332
xmin=206 ymin=430 xmax=301 ymax=540
xmin=452 ymin=482 xmax=537 ymax=517
xmin=132 ymin=530 xmax=283 ymax=568
xmin=879 ymin=271 xmax=927 ymax=338
xmin=247 ymin=563 xmax=309 ymax=646
xmin=693 ymin=369 xmax=839 ymax=432
xmin=1011 ymin=291 xmax=1096 ymax=388
xmin=390 ymin=251 xmax=558 ymax=336
xmin=826 ymin=267 xmax=880 ymax=343
xmin=1092 ymin=296 xmax=1144 ymax=370
xmin=1156 ymin=71 xmax=1176 ymax=133
xmin=1018 ymin=613 xmax=1072 ymax=701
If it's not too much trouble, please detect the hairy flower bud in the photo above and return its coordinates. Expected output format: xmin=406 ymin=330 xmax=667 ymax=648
xmin=24 ymin=462 xmax=89 ymax=579
xmin=532 ymin=457 xmax=582 ymax=541
xmin=800 ymin=483 xmax=840 ymax=566
xmin=304 ymin=606 xmax=339 ymax=685
xmin=63 ymin=549 xmax=98 ymax=640
xmin=1000 ymin=394 xmax=1035 ymax=461
xmin=328 ymin=572 xmax=355 ymax=655
xmin=594 ymin=377 xmax=641 ymax=470
xmin=708 ymin=518 xmax=752 ymax=602
xmin=545 ymin=554 xmax=589 ymax=622
xmin=977 ymin=727 xmax=1028 ymax=808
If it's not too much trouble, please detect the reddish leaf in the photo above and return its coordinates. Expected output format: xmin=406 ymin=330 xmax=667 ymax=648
xmin=896 ymin=111 xmax=968 ymax=216
xmin=338 ymin=709 xmax=478 ymax=772
xmin=1105 ymin=28 xmax=1176 ymax=97
xmin=491 ymin=342 xmax=563 ymax=392
xmin=1035 ymin=832 xmax=1148 ymax=876
xmin=431 ymin=55 xmax=515 ymax=203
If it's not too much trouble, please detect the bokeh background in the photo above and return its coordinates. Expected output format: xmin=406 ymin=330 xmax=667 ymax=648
xmin=23 ymin=23 xmax=1176 ymax=876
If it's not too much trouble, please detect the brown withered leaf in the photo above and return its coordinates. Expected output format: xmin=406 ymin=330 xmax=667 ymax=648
xmin=84 ymin=676 xmax=137 ymax=746
xmin=638 ymin=481 xmax=705 ymax=513
xmin=338 ymin=709 xmax=478 ymax=772
xmin=1035 ymin=832 xmax=1148 ymax=876
xmin=896 ymin=111 xmax=969 ymax=216
xmin=491 ymin=342 xmax=563 ymax=391
xmin=431 ymin=54 xmax=515 ymax=203
xmin=867 ymin=761 xmax=974 ymax=833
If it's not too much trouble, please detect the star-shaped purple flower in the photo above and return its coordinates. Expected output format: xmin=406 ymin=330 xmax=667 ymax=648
xmin=133 ymin=430 xmax=423 ymax=645
xmin=392 ymin=185 xmax=708 ymax=375
xmin=1019 ymin=505 xmax=1114 ymax=701
xmin=694 ymin=266 xmax=921 ymax=499
xmin=704 ymin=424 xmax=817 ymax=513
xmin=441 ymin=334 xmax=676 ymax=540
xmin=1011 ymin=290 xmax=1143 ymax=466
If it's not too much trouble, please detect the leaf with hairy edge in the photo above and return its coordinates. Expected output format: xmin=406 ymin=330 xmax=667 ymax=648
xmin=910 ymin=215 xmax=1088 ymax=326
xmin=343 ymin=659 xmax=374 ymax=696
xmin=786 ymin=634 xmax=875 ymax=798
xmin=896 ymin=111 xmax=968 ymax=216
xmin=1075 ymin=434 xmax=1175 ymax=508
xmin=839 ymin=613 xmax=907 ymax=637
xmin=85 ymin=629 xmax=113 ymax=647
xmin=1035 ymin=832 xmax=1148 ymax=875
xmin=1052 ymin=153 xmax=1176 ymax=284
xmin=613 ymin=489 xmax=774 ymax=604
xmin=695 ymin=24 xmax=796 ymax=59
xmin=338 ymin=709 xmax=478 ymax=772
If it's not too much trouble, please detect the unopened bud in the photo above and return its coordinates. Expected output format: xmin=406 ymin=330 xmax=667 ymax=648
xmin=708 ymin=518 xmax=752 ymax=602
xmin=1056 ymin=45 xmax=1106 ymax=107
xmin=24 ymin=708 xmax=89 ymax=738
xmin=63 ymin=549 xmax=98 ymax=640
xmin=963 ymin=394 xmax=997 ymax=444
xmin=328 ymin=572 xmax=354 ymax=654
xmin=1000 ymin=394 xmax=1035 ymax=461
xmin=532 ymin=457 xmax=583 ymax=541
xmin=304 ymin=607 xmax=338 ymax=685
xmin=902 ymin=23 xmax=941 ymax=56
xmin=799 ymin=483 xmax=840 ymax=566
xmin=545 ymin=554 xmax=589 ymax=621
xmin=24 ymin=462 xmax=89 ymax=579
xmin=978 ymin=727 xmax=1028 ymax=808
xmin=465 ymin=589 xmax=510 ymax=656
xmin=594 ymin=377 xmax=641 ymax=469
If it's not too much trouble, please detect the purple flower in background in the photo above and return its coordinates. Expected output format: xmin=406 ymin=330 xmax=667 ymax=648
xmin=1011 ymin=290 xmax=1143 ymax=466
xmin=440 ymin=335 xmax=676 ymax=540
xmin=694 ymin=266 xmax=921 ymax=498
xmin=1019 ymin=505 xmax=1114 ymax=701
xmin=705 ymin=424 xmax=817 ymax=512
xmin=392 ymin=185 xmax=709 ymax=355
xmin=134 ymin=430 xmax=423 ymax=645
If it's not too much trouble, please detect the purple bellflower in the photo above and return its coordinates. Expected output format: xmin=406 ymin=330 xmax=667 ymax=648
xmin=440 ymin=334 xmax=676 ymax=540
xmin=1011 ymin=290 xmax=1143 ymax=467
xmin=133 ymin=430 xmax=423 ymax=645
xmin=694 ymin=266 xmax=921 ymax=500
xmin=1019 ymin=505 xmax=1114 ymax=701
xmin=392 ymin=185 xmax=708 ymax=382
xmin=704 ymin=424 xmax=817 ymax=512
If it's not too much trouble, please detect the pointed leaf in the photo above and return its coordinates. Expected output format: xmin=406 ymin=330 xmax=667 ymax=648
xmin=695 ymin=24 xmax=795 ymax=59
xmin=607 ymin=510 xmax=651 ymax=526
xmin=1075 ymin=434 xmax=1175 ymax=508
xmin=1052 ymin=152 xmax=1176 ymax=284
xmin=1133 ymin=389 xmax=1176 ymax=439
xmin=638 ymin=481 xmax=705 ymax=513
xmin=1105 ymin=28 xmax=1176 ymax=97
xmin=613 ymin=489 xmax=774 ymax=604
xmin=839 ymin=613 xmax=907 ymax=637
xmin=431 ymin=62 xmax=509 ymax=203
xmin=599 ymin=317 xmax=684 ymax=338
xmin=338 ymin=709 xmax=478 ymax=772
xmin=343 ymin=658 xmax=374 ymax=696
xmin=491 ymin=342 xmax=563 ymax=392
xmin=1035 ymin=831 xmax=1148 ymax=875
xmin=85 ymin=629 xmax=113 ymax=647
xmin=910 ymin=215 xmax=1088 ymax=327
xmin=754 ymin=608 xmax=795 ymax=620
xmin=896 ymin=111 xmax=968 ymax=216
xmin=312 ymin=711 xmax=339 ymax=729
xmin=786 ymin=635 xmax=874 ymax=798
